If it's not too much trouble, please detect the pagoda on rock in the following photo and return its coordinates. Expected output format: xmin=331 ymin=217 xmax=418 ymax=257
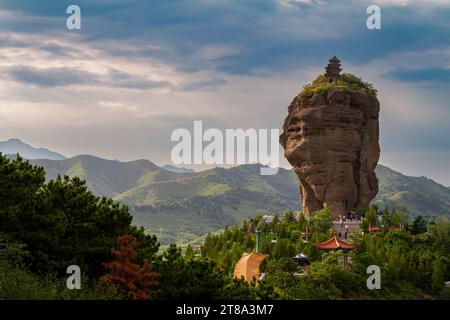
xmin=324 ymin=55 xmax=342 ymax=83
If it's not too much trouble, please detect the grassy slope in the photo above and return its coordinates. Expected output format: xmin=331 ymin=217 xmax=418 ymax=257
xmin=373 ymin=164 xmax=450 ymax=217
xmin=31 ymin=155 xmax=160 ymax=196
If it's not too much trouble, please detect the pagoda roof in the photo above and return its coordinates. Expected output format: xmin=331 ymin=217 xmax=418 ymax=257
xmin=315 ymin=234 xmax=355 ymax=250
xmin=329 ymin=55 xmax=340 ymax=63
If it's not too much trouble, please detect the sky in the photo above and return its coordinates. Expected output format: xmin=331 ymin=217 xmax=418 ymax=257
xmin=0 ymin=0 xmax=449 ymax=185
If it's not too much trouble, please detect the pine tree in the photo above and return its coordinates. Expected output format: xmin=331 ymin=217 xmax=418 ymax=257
xmin=431 ymin=257 xmax=444 ymax=293
xmin=185 ymin=244 xmax=194 ymax=259
xmin=100 ymin=235 xmax=159 ymax=300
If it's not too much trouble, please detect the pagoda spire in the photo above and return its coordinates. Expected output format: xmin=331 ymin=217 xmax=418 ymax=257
xmin=325 ymin=55 xmax=342 ymax=83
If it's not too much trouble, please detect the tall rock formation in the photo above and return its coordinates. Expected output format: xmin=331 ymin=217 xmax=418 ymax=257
xmin=280 ymin=57 xmax=380 ymax=218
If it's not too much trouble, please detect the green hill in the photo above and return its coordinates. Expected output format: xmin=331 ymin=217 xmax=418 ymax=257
xmin=22 ymin=156 xmax=450 ymax=244
xmin=373 ymin=164 xmax=450 ymax=218
xmin=31 ymin=155 xmax=160 ymax=196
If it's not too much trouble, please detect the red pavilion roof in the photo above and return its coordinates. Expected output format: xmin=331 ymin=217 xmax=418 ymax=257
xmin=315 ymin=234 xmax=355 ymax=250
xmin=368 ymin=226 xmax=382 ymax=232
xmin=368 ymin=225 xmax=400 ymax=232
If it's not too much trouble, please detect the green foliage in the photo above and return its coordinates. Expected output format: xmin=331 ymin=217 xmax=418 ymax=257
xmin=185 ymin=244 xmax=194 ymax=259
xmin=299 ymin=73 xmax=377 ymax=98
xmin=390 ymin=206 xmax=409 ymax=227
xmin=272 ymin=239 xmax=295 ymax=260
xmin=411 ymin=215 xmax=428 ymax=235
xmin=0 ymin=260 xmax=119 ymax=300
xmin=428 ymin=217 xmax=450 ymax=249
xmin=153 ymin=243 xmax=258 ymax=300
xmin=372 ymin=164 xmax=450 ymax=218
xmin=202 ymin=207 xmax=450 ymax=300
xmin=26 ymin=156 xmax=302 ymax=244
xmin=310 ymin=208 xmax=333 ymax=233
xmin=1 ymin=153 xmax=449 ymax=300
xmin=0 ymin=154 xmax=159 ymax=277
xmin=24 ymin=154 xmax=450 ymax=244
xmin=0 ymin=234 xmax=30 ymax=268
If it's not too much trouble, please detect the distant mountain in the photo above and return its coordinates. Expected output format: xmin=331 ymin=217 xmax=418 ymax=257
xmin=0 ymin=138 xmax=66 ymax=160
xmin=373 ymin=164 xmax=450 ymax=218
xmin=28 ymin=156 xmax=299 ymax=243
xmin=24 ymin=155 xmax=450 ymax=244
xmin=161 ymin=164 xmax=195 ymax=173
xmin=31 ymin=155 xmax=160 ymax=197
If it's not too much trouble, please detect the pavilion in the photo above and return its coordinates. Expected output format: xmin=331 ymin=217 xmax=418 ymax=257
xmin=315 ymin=234 xmax=355 ymax=251
xmin=315 ymin=234 xmax=355 ymax=268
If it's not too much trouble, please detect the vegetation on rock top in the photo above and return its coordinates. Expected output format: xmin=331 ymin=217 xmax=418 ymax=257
xmin=300 ymin=73 xmax=378 ymax=98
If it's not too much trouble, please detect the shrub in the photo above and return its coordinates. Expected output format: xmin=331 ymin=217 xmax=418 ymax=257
xmin=299 ymin=73 xmax=377 ymax=98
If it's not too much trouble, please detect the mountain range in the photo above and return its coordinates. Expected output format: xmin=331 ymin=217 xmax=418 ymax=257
xmin=0 ymin=138 xmax=66 ymax=160
xmin=2 ymin=139 xmax=449 ymax=244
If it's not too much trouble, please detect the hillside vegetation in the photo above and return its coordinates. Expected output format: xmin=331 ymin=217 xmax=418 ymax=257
xmin=8 ymin=155 xmax=447 ymax=244
xmin=1 ymin=153 xmax=449 ymax=300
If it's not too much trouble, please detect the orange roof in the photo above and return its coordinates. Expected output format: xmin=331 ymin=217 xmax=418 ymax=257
xmin=368 ymin=225 xmax=383 ymax=232
xmin=385 ymin=226 xmax=400 ymax=231
xmin=315 ymin=234 xmax=355 ymax=250
xmin=368 ymin=225 xmax=400 ymax=232
xmin=233 ymin=252 xmax=267 ymax=283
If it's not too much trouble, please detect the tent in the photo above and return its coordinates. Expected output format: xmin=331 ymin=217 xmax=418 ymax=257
xmin=233 ymin=252 xmax=268 ymax=283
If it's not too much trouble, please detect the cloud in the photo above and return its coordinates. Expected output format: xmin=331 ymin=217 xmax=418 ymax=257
xmin=0 ymin=65 xmax=173 ymax=89
xmin=3 ymin=65 xmax=100 ymax=87
xmin=179 ymin=77 xmax=227 ymax=91
xmin=385 ymin=68 xmax=450 ymax=84
xmin=107 ymin=68 xmax=172 ymax=90
xmin=0 ymin=1 xmax=449 ymax=184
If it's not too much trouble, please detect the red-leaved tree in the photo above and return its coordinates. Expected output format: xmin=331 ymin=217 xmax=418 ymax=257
xmin=100 ymin=234 xmax=159 ymax=300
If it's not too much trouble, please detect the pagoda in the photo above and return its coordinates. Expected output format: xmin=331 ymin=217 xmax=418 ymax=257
xmin=315 ymin=234 xmax=355 ymax=268
xmin=315 ymin=234 xmax=355 ymax=251
xmin=324 ymin=55 xmax=342 ymax=83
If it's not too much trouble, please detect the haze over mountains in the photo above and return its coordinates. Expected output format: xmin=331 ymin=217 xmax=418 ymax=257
xmin=2 ymin=139 xmax=449 ymax=244
xmin=0 ymin=138 xmax=66 ymax=160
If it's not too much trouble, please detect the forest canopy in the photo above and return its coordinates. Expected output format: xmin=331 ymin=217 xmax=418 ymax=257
xmin=0 ymin=153 xmax=449 ymax=300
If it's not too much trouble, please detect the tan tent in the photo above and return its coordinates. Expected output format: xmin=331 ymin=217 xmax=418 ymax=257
xmin=233 ymin=252 xmax=268 ymax=283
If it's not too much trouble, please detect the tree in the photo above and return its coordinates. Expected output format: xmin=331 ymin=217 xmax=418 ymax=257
xmin=310 ymin=208 xmax=333 ymax=233
xmin=185 ymin=244 xmax=194 ymax=259
xmin=428 ymin=217 xmax=450 ymax=249
xmin=100 ymin=235 xmax=159 ymax=300
xmin=0 ymin=155 xmax=158 ymax=277
xmin=411 ymin=215 xmax=427 ymax=235
xmin=390 ymin=207 xmax=409 ymax=227
xmin=365 ymin=207 xmax=377 ymax=226
xmin=431 ymin=258 xmax=444 ymax=293
xmin=0 ymin=234 xmax=29 ymax=268
xmin=272 ymin=238 xmax=295 ymax=260
xmin=0 ymin=155 xmax=45 ymax=237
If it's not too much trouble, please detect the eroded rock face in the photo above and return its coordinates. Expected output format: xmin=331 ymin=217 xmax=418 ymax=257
xmin=280 ymin=88 xmax=380 ymax=218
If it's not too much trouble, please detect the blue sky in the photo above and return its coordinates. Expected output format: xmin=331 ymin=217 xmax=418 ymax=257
xmin=0 ymin=0 xmax=449 ymax=184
